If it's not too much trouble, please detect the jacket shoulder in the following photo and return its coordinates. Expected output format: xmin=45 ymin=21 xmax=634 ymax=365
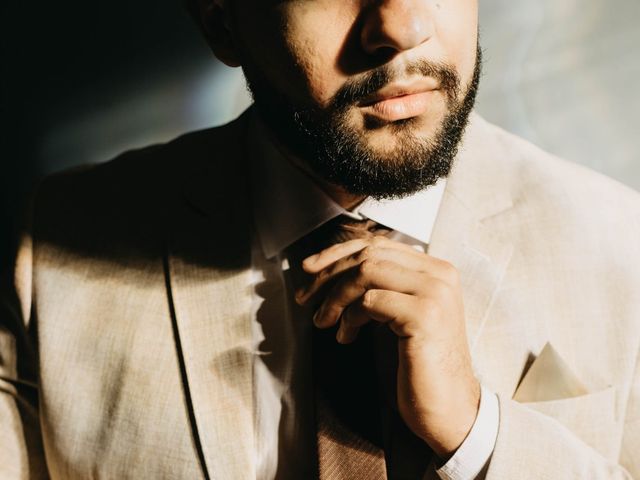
xmin=39 ymin=112 xmax=249 ymax=206
xmin=472 ymin=116 xmax=640 ymax=307
xmin=31 ymin=112 xmax=250 ymax=260
xmin=480 ymin=117 xmax=640 ymax=231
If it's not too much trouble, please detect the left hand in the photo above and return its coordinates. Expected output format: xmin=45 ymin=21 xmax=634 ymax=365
xmin=295 ymin=235 xmax=480 ymax=460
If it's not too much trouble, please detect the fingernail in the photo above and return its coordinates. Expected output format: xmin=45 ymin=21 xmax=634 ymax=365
xmin=336 ymin=324 xmax=346 ymax=344
xmin=295 ymin=287 xmax=307 ymax=304
xmin=302 ymin=255 xmax=318 ymax=268
xmin=313 ymin=309 xmax=321 ymax=327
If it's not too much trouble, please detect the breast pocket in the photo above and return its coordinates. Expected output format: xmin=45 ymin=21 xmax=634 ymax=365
xmin=520 ymin=385 xmax=619 ymax=460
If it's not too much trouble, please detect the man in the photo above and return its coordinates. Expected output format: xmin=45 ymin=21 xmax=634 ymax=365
xmin=1 ymin=0 xmax=639 ymax=478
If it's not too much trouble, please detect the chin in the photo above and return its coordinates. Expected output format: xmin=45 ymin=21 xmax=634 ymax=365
xmin=361 ymin=113 xmax=445 ymax=151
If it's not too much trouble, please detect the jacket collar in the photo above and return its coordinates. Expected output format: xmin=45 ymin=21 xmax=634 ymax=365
xmin=428 ymin=112 xmax=516 ymax=351
xmin=167 ymin=110 xmax=256 ymax=479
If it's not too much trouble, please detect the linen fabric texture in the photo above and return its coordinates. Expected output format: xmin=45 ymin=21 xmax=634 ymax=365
xmin=1 ymin=109 xmax=639 ymax=479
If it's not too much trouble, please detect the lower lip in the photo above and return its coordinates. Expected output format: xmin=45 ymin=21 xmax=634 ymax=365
xmin=363 ymin=91 xmax=435 ymax=122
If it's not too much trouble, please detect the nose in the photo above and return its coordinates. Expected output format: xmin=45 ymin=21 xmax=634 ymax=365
xmin=360 ymin=0 xmax=434 ymax=55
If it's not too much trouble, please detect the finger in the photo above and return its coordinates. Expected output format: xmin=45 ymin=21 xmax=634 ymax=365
xmin=297 ymin=245 xmax=436 ymax=305
xmin=302 ymin=235 xmax=437 ymax=274
xmin=361 ymin=289 xmax=429 ymax=338
xmin=314 ymin=260 xmax=427 ymax=328
xmin=302 ymin=238 xmax=369 ymax=273
xmin=336 ymin=301 xmax=371 ymax=344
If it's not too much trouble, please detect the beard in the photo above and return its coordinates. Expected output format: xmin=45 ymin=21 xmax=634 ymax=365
xmin=241 ymin=46 xmax=482 ymax=199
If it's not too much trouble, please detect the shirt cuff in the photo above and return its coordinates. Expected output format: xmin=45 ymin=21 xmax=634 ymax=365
xmin=434 ymin=384 xmax=500 ymax=480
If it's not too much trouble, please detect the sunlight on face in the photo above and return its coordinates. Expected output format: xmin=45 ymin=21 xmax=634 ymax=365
xmin=230 ymin=0 xmax=480 ymax=197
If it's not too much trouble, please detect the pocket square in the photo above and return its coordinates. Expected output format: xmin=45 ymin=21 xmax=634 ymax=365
xmin=512 ymin=342 xmax=588 ymax=402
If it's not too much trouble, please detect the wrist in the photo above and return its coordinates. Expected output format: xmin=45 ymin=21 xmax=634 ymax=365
xmin=422 ymin=380 xmax=481 ymax=459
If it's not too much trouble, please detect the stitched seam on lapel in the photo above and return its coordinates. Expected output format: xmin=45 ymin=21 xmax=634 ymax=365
xmin=468 ymin=241 xmax=514 ymax=354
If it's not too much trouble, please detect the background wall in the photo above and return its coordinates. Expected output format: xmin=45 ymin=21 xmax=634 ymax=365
xmin=477 ymin=0 xmax=640 ymax=187
xmin=2 ymin=0 xmax=639 ymax=270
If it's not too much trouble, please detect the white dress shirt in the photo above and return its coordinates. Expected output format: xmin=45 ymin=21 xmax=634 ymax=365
xmin=246 ymin=113 xmax=499 ymax=480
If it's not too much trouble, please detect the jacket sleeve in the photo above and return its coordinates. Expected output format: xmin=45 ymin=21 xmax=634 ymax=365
xmin=484 ymin=372 xmax=639 ymax=479
xmin=1 ymin=223 xmax=49 ymax=479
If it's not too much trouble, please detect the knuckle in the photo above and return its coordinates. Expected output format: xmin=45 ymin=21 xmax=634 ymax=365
xmin=431 ymin=280 xmax=452 ymax=299
xmin=439 ymin=260 xmax=460 ymax=283
xmin=359 ymin=245 xmax=377 ymax=261
xmin=371 ymin=235 xmax=387 ymax=247
xmin=359 ymin=258 xmax=377 ymax=276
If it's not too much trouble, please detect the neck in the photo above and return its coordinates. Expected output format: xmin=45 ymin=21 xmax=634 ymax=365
xmin=260 ymin=121 xmax=366 ymax=210
xmin=285 ymin=154 xmax=366 ymax=210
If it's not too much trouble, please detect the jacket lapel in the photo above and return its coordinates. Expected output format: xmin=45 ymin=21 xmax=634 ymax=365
xmin=165 ymin=114 xmax=257 ymax=479
xmin=162 ymin=111 xmax=518 ymax=478
xmin=428 ymin=114 xmax=515 ymax=353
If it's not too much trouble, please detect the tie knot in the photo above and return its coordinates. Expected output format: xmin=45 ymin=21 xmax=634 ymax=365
xmin=286 ymin=215 xmax=391 ymax=288
xmin=310 ymin=215 xmax=391 ymax=252
xmin=333 ymin=217 xmax=383 ymax=242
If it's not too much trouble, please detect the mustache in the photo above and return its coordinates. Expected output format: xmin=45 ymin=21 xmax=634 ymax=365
xmin=331 ymin=59 xmax=461 ymax=110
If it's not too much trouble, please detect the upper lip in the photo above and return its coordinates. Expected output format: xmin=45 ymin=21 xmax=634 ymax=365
xmin=359 ymin=79 xmax=439 ymax=106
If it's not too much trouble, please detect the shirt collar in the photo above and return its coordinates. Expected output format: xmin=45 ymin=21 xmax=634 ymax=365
xmin=249 ymin=112 xmax=447 ymax=259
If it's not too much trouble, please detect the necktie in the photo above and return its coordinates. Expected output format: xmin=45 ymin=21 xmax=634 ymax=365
xmin=287 ymin=215 xmax=432 ymax=480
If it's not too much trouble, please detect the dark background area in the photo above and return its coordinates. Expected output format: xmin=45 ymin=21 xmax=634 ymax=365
xmin=1 ymin=0 xmax=230 ymax=270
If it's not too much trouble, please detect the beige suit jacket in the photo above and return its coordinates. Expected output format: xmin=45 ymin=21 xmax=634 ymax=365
xmin=1 ymin=110 xmax=639 ymax=479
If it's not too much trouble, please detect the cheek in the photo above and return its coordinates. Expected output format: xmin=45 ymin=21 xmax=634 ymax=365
xmin=284 ymin=38 xmax=338 ymax=105
xmin=235 ymin=1 xmax=353 ymax=107
xmin=280 ymin=3 xmax=356 ymax=106
xmin=434 ymin=1 xmax=479 ymax=82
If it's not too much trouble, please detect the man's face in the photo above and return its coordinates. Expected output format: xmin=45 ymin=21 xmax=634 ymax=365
xmin=227 ymin=0 xmax=480 ymax=198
